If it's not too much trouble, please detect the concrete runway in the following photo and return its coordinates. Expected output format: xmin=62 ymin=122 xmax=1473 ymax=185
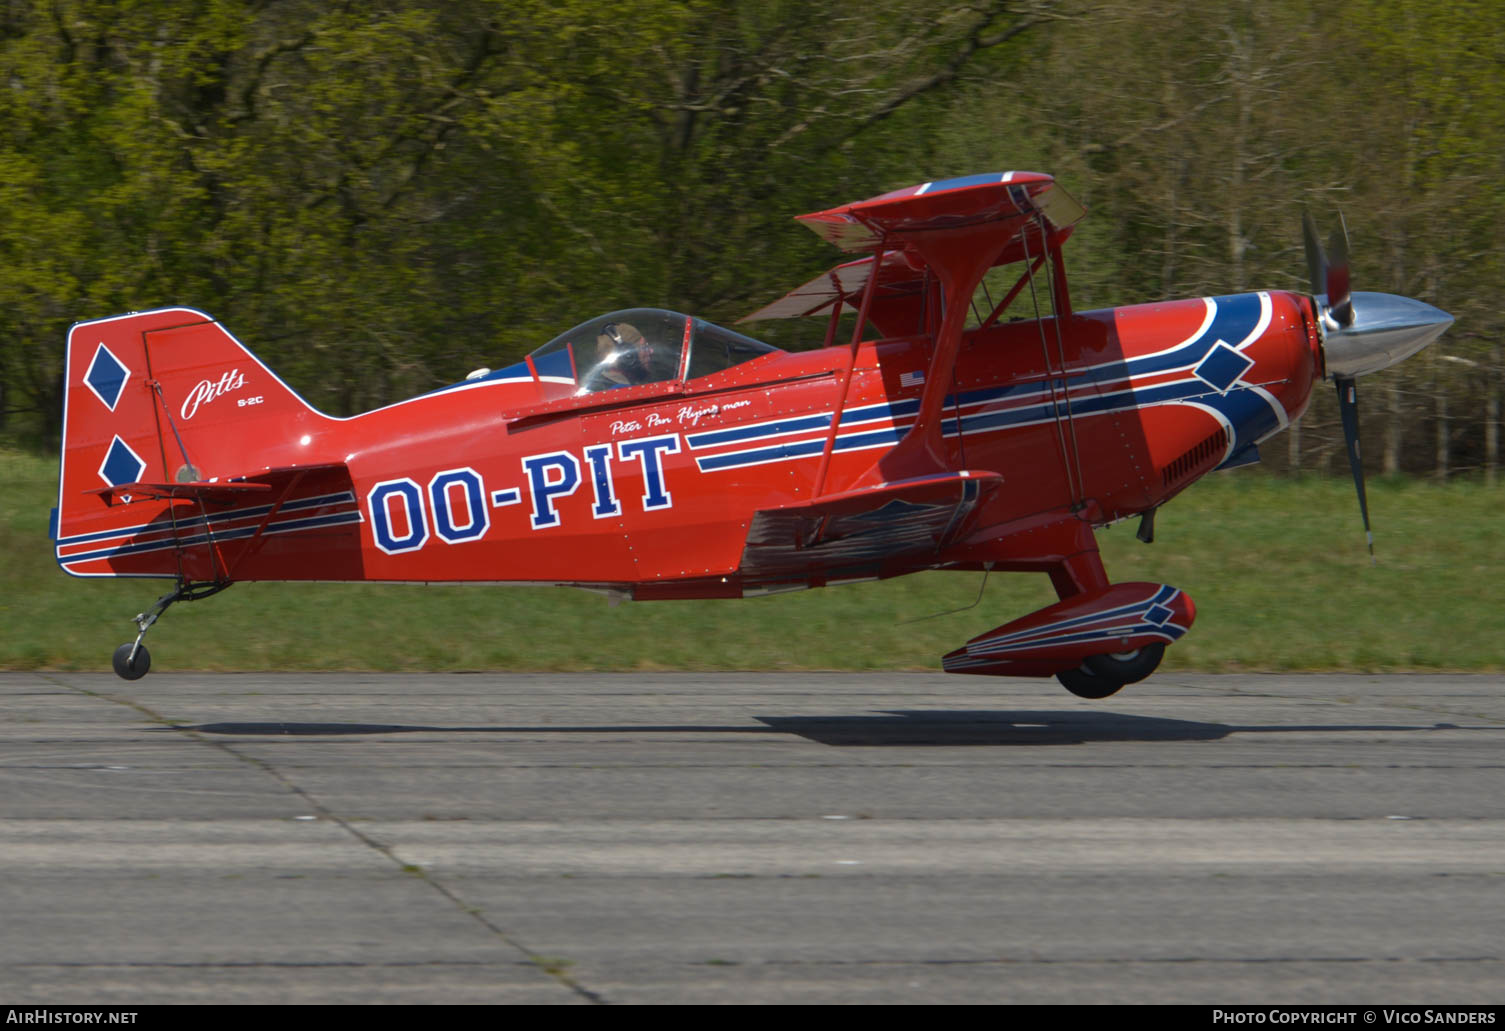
xmin=2 ymin=670 xmax=1503 ymax=1004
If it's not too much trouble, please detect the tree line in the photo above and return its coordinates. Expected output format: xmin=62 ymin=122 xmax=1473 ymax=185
xmin=1 ymin=0 xmax=1499 ymax=481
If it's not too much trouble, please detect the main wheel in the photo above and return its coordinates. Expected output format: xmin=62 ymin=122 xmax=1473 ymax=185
xmin=112 ymin=643 xmax=151 ymax=681
xmin=1083 ymin=643 xmax=1165 ymax=685
xmin=1056 ymin=665 xmax=1126 ymax=699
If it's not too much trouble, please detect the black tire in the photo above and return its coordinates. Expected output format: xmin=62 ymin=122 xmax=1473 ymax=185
xmin=112 ymin=643 xmax=151 ymax=681
xmin=1083 ymin=643 xmax=1165 ymax=685
xmin=1056 ymin=665 xmax=1126 ymax=699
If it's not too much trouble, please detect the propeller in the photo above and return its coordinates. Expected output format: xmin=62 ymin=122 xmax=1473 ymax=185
xmin=1304 ymin=210 xmax=1353 ymax=331
xmin=1302 ymin=210 xmax=1369 ymax=558
xmin=1300 ymin=209 xmax=1452 ymax=559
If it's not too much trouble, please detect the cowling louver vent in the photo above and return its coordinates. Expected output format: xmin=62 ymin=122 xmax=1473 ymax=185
xmin=1162 ymin=428 xmax=1229 ymax=487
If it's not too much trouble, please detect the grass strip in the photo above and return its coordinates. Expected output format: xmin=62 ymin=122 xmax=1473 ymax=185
xmin=7 ymin=449 xmax=1502 ymax=672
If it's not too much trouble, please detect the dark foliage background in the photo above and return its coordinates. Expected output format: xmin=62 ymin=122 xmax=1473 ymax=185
xmin=2 ymin=0 xmax=1499 ymax=480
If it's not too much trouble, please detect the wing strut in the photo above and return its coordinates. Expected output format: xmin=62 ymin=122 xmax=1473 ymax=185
xmin=975 ymin=251 xmax=1048 ymax=335
xmin=1021 ymin=218 xmax=1085 ymax=506
xmin=778 ymin=174 xmax=1086 ymax=492
xmin=813 ymin=244 xmax=888 ymax=498
xmin=850 ymin=221 xmax=1005 ymax=489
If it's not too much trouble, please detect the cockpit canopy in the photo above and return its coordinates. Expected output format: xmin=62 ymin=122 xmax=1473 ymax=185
xmin=527 ymin=308 xmax=781 ymax=395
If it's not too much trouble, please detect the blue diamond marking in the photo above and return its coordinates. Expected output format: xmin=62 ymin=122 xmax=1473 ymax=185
xmin=84 ymin=343 xmax=130 ymax=411
xmin=98 ymin=436 xmax=146 ymax=488
xmin=1194 ymin=342 xmax=1254 ymax=394
xmin=1144 ymin=603 xmax=1175 ymax=627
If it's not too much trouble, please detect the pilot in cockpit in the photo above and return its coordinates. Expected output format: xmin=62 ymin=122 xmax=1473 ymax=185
xmin=587 ymin=321 xmax=656 ymax=389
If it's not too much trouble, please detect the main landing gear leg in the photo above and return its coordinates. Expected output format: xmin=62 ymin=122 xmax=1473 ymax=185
xmin=1046 ymin=538 xmax=1165 ymax=699
xmin=952 ymin=515 xmax=1173 ymax=699
xmin=112 ymin=580 xmax=232 ymax=680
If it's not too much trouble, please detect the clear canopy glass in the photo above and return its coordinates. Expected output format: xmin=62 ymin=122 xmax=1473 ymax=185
xmin=529 ymin=308 xmax=781 ymax=395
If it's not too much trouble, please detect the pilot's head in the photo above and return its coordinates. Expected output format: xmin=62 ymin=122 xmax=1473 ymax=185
xmin=597 ymin=322 xmax=652 ymax=383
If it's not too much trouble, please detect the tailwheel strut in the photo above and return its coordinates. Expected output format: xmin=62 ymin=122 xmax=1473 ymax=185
xmin=112 ymin=579 xmax=232 ymax=680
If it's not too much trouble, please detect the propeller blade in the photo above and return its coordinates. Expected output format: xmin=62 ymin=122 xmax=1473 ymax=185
xmin=1303 ymin=208 xmax=1354 ymax=329
xmin=1326 ymin=215 xmax=1353 ymax=328
xmin=1335 ymin=376 xmax=1374 ymax=561
xmin=1302 ymin=209 xmax=1327 ymax=296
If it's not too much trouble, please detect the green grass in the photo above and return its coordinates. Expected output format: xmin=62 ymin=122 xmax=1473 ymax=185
xmin=5 ymin=448 xmax=1503 ymax=673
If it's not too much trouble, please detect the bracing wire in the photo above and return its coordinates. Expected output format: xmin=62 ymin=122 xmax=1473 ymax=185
xmin=1020 ymin=224 xmax=1081 ymax=501
xmin=898 ymin=567 xmax=991 ymax=624
xmin=1041 ymin=225 xmax=1086 ymax=501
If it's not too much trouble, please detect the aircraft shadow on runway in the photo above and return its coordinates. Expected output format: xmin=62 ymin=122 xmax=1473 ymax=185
xmin=167 ymin=711 xmax=1484 ymax=747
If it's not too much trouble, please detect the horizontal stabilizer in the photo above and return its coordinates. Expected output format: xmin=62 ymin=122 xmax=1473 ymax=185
xmin=87 ymin=481 xmax=273 ymax=507
xmin=57 ymin=462 xmax=362 ymax=581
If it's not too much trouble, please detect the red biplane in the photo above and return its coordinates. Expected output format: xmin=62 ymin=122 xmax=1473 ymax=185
xmin=54 ymin=172 xmax=1452 ymax=694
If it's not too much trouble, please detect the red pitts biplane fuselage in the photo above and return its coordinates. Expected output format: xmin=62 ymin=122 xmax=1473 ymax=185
xmin=53 ymin=172 xmax=1449 ymax=692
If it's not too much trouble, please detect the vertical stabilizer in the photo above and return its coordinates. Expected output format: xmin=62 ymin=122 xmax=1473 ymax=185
xmin=55 ymin=308 xmax=334 ymax=578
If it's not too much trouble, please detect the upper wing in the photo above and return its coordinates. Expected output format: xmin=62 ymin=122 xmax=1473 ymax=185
xmin=742 ymin=171 xmax=1085 ymax=334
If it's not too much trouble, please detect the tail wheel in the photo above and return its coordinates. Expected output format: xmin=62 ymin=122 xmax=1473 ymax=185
xmin=112 ymin=643 xmax=151 ymax=681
